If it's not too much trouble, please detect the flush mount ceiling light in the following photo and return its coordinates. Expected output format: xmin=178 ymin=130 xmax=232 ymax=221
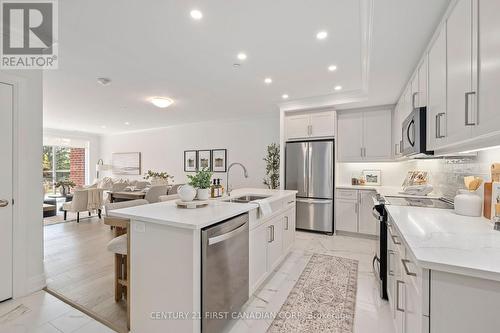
xmin=282 ymin=94 xmax=289 ymax=100
xmin=124 ymin=122 xmax=130 ymax=125
xmin=328 ymin=65 xmax=337 ymax=72
xmin=190 ymin=9 xmax=202 ymax=20
xmin=97 ymin=77 xmax=111 ymax=86
xmin=150 ymin=97 xmax=174 ymax=108
xmin=264 ymin=77 xmax=272 ymax=84
xmin=101 ymin=125 xmax=107 ymax=129
xmin=316 ymin=31 xmax=328 ymax=40
xmin=237 ymin=52 xmax=247 ymax=61
xmin=334 ymin=85 xmax=343 ymax=91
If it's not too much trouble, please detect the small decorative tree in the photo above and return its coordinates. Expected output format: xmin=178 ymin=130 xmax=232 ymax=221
xmin=263 ymin=143 xmax=280 ymax=189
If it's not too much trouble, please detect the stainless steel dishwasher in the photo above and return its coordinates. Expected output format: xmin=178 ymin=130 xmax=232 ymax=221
xmin=201 ymin=213 xmax=249 ymax=333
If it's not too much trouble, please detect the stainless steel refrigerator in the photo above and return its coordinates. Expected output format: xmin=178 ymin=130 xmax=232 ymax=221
xmin=285 ymin=140 xmax=334 ymax=234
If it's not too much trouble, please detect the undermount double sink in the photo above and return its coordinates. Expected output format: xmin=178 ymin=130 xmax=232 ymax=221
xmin=223 ymin=195 xmax=270 ymax=203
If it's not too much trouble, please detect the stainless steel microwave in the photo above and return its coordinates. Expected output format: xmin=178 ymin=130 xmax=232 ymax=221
xmin=401 ymin=107 xmax=433 ymax=157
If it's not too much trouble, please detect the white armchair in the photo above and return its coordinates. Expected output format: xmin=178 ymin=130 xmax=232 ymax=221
xmin=62 ymin=189 xmax=103 ymax=222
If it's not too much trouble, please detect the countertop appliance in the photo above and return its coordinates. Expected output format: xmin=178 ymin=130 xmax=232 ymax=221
xmin=201 ymin=213 xmax=249 ymax=333
xmin=372 ymin=193 xmax=453 ymax=300
xmin=401 ymin=107 xmax=433 ymax=157
xmin=285 ymin=140 xmax=334 ymax=234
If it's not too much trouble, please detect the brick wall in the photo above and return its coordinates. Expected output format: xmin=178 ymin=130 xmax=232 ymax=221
xmin=70 ymin=148 xmax=86 ymax=186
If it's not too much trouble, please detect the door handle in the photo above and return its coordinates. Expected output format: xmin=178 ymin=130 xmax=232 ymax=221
xmin=407 ymin=119 xmax=415 ymax=147
xmin=296 ymin=198 xmax=331 ymax=204
xmin=0 ymin=200 xmax=9 ymax=207
xmin=465 ymin=91 xmax=476 ymax=126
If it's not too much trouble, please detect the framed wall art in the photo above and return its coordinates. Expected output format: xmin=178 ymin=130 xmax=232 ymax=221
xmin=197 ymin=150 xmax=211 ymax=170
xmin=184 ymin=150 xmax=197 ymax=172
xmin=362 ymin=169 xmax=382 ymax=186
xmin=211 ymin=149 xmax=227 ymax=172
xmin=112 ymin=152 xmax=141 ymax=175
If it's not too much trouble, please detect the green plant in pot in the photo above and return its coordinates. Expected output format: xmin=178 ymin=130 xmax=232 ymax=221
xmin=263 ymin=143 xmax=280 ymax=189
xmin=143 ymin=170 xmax=173 ymax=185
xmin=187 ymin=168 xmax=213 ymax=200
xmin=55 ymin=179 xmax=76 ymax=196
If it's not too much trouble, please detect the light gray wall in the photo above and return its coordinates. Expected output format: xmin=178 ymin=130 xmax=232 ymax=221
xmin=100 ymin=115 xmax=280 ymax=189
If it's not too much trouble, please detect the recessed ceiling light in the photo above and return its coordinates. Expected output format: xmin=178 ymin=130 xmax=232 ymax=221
xmin=237 ymin=53 xmax=247 ymax=61
xmin=334 ymin=85 xmax=343 ymax=91
xmin=150 ymin=97 xmax=174 ymax=108
xmin=124 ymin=122 xmax=130 ymax=125
xmin=101 ymin=125 xmax=106 ymax=129
xmin=97 ymin=77 xmax=111 ymax=86
xmin=190 ymin=9 xmax=202 ymax=20
xmin=282 ymin=94 xmax=289 ymax=100
xmin=264 ymin=78 xmax=272 ymax=84
xmin=328 ymin=65 xmax=337 ymax=72
xmin=316 ymin=31 xmax=328 ymax=40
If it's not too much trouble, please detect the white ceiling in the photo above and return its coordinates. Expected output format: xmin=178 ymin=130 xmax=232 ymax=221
xmin=43 ymin=0 xmax=450 ymax=134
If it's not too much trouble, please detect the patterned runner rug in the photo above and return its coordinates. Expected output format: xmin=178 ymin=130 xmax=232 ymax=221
xmin=267 ymin=254 xmax=358 ymax=333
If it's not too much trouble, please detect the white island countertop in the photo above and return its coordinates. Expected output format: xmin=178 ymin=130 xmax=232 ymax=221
xmin=109 ymin=188 xmax=297 ymax=230
xmin=386 ymin=205 xmax=500 ymax=282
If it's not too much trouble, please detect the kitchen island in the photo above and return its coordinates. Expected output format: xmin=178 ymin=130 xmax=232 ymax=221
xmin=109 ymin=188 xmax=297 ymax=333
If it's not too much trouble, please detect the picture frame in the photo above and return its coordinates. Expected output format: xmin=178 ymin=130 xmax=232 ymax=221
xmin=362 ymin=169 xmax=381 ymax=186
xmin=112 ymin=152 xmax=141 ymax=175
xmin=211 ymin=149 xmax=227 ymax=172
xmin=184 ymin=150 xmax=197 ymax=172
xmin=197 ymin=150 xmax=212 ymax=170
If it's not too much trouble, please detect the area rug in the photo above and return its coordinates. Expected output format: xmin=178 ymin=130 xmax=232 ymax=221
xmin=267 ymin=254 xmax=358 ymax=333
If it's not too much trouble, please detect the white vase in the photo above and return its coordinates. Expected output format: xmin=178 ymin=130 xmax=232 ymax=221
xmin=454 ymin=189 xmax=482 ymax=217
xmin=177 ymin=185 xmax=197 ymax=202
xmin=197 ymin=188 xmax=210 ymax=201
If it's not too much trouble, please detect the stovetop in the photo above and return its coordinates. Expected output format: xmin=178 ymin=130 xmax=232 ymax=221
xmin=384 ymin=196 xmax=454 ymax=209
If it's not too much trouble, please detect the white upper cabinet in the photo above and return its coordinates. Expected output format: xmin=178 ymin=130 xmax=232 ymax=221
xmin=446 ymin=0 xmax=476 ymax=145
xmin=393 ymin=102 xmax=402 ymax=157
xmin=417 ymin=57 xmax=428 ymax=108
xmin=475 ymin=0 xmax=500 ymax=139
xmin=284 ymin=111 xmax=335 ymax=141
xmin=337 ymin=111 xmax=364 ymax=161
xmin=427 ymin=24 xmax=448 ymax=150
xmin=411 ymin=73 xmax=420 ymax=110
xmin=337 ymin=109 xmax=392 ymax=162
xmin=363 ymin=109 xmax=393 ymax=160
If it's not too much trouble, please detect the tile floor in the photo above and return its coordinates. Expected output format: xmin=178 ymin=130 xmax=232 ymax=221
xmin=0 ymin=232 xmax=394 ymax=333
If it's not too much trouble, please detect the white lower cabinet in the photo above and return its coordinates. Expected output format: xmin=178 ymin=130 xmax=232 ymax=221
xmin=335 ymin=189 xmax=378 ymax=236
xmin=249 ymin=198 xmax=296 ymax=294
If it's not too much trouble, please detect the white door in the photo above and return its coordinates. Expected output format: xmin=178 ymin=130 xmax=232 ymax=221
xmin=335 ymin=199 xmax=358 ymax=233
xmin=337 ymin=112 xmax=364 ymax=162
xmin=309 ymin=112 xmax=335 ymax=138
xmin=0 ymin=83 xmax=13 ymax=302
xmin=363 ymin=109 xmax=392 ymax=161
xmin=427 ymin=24 xmax=448 ymax=150
xmin=358 ymin=190 xmax=377 ymax=235
xmin=285 ymin=115 xmax=310 ymax=140
xmin=476 ymin=0 xmax=500 ymax=138
xmin=446 ymin=0 xmax=475 ymax=144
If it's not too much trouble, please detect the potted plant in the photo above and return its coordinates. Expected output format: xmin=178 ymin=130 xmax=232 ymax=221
xmin=55 ymin=179 xmax=76 ymax=196
xmin=143 ymin=170 xmax=173 ymax=185
xmin=187 ymin=168 xmax=213 ymax=200
xmin=263 ymin=143 xmax=280 ymax=189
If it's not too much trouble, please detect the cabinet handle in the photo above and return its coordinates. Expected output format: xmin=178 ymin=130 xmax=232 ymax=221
xmin=391 ymin=234 xmax=401 ymax=245
xmin=388 ymin=250 xmax=395 ymax=276
xmin=284 ymin=216 xmax=289 ymax=230
xmin=396 ymin=280 xmax=405 ymax=312
xmin=268 ymin=226 xmax=273 ymax=243
xmin=401 ymin=259 xmax=417 ymax=277
xmin=271 ymin=225 xmax=275 ymax=242
xmin=360 ymin=147 xmax=363 ymax=158
xmin=287 ymin=200 xmax=294 ymax=205
xmin=412 ymin=92 xmax=418 ymax=109
xmin=435 ymin=112 xmax=446 ymax=138
xmin=394 ymin=143 xmax=399 ymax=156
xmin=465 ymin=92 xmax=476 ymax=126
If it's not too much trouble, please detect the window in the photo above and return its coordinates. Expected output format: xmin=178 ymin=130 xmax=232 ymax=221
xmin=43 ymin=145 xmax=86 ymax=194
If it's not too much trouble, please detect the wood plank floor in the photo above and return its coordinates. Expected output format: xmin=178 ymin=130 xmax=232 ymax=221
xmin=44 ymin=217 xmax=127 ymax=333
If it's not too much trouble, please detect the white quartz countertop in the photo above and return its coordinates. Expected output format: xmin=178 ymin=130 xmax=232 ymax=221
xmin=109 ymin=188 xmax=297 ymax=230
xmin=386 ymin=205 xmax=500 ymax=282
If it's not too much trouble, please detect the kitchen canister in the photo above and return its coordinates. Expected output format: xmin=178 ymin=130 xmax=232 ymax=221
xmin=454 ymin=189 xmax=483 ymax=217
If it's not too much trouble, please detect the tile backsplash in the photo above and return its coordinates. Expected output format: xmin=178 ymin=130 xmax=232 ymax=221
xmin=337 ymin=146 xmax=500 ymax=201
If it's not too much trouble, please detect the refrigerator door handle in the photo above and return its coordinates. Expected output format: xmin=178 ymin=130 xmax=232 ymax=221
xmin=296 ymin=198 xmax=332 ymax=204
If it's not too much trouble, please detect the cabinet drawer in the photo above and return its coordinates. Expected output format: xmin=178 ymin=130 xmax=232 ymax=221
xmin=335 ymin=189 xmax=358 ymax=200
